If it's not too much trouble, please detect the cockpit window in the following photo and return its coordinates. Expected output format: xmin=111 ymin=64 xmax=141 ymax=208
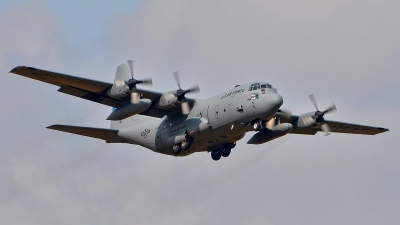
xmin=248 ymin=83 xmax=257 ymax=91
xmin=261 ymin=84 xmax=267 ymax=88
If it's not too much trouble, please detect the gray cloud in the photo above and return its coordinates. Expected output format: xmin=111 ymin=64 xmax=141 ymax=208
xmin=1 ymin=0 xmax=399 ymax=225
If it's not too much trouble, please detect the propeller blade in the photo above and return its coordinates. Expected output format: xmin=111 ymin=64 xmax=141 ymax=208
xmin=181 ymin=101 xmax=191 ymax=114
xmin=266 ymin=117 xmax=275 ymax=129
xmin=185 ymin=84 xmax=200 ymax=94
xmin=127 ymin=60 xmax=134 ymax=79
xmin=137 ymin=77 xmax=153 ymax=86
xmin=277 ymin=109 xmax=292 ymax=120
xmin=323 ymin=104 xmax=337 ymax=114
xmin=321 ymin=123 xmax=331 ymax=136
xmin=130 ymin=92 xmax=139 ymax=104
xmin=309 ymin=94 xmax=319 ymax=111
xmin=173 ymin=71 xmax=181 ymax=89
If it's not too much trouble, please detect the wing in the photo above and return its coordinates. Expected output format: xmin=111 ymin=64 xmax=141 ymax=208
xmin=10 ymin=66 xmax=121 ymax=107
xmin=10 ymin=66 xmax=191 ymax=118
xmin=282 ymin=115 xmax=388 ymax=135
xmin=322 ymin=120 xmax=388 ymax=135
xmin=47 ymin=125 xmax=136 ymax=144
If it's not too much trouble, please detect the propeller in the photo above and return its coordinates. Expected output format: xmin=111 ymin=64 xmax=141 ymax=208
xmin=267 ymin=109 xmax=292 ymax=129
xmin=308 ymin=94 xmax=337 ymax=136
xmin=173 ymin=71 xmax=200 ymax=114
xmin=124 ymin=60 xmax=152 ymax=103
xmin=277 ymin=109 xmax=292 ymax=120
xmin=125 ymin=60 xmax=153 ymax=91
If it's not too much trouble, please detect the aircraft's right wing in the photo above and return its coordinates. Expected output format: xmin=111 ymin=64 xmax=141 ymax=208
xmin=10 ymin=66 xmax=194 ymax=118
xmin=10 ymin=66 xmax=122 ymax=107
xmin=47 ymin=125 xmax=136 ymax=144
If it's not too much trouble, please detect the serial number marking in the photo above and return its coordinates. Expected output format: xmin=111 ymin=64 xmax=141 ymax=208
xmin=141 ymin=129 xmax=150 ymax=138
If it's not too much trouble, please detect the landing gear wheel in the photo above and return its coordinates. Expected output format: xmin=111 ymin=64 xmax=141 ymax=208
xmin=211 ymin=151 xmax=222 ymax=161
xmin=181 ymin=139 xmax=192 ymax=150
xmin=253 ymin=121 xmax=262 ymax=131
xmin=172 ymin=144 xmax=181 ymax=155
xmin=221 ymin=147 xmax=231 ymax=158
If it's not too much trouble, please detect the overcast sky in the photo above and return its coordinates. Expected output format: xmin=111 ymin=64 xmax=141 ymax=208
xmin=0 ymin=0 xmax=399 ymax=224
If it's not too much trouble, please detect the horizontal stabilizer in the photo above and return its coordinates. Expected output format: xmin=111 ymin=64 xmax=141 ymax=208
xmin=47 ymin=125 xmax=136 ymax=144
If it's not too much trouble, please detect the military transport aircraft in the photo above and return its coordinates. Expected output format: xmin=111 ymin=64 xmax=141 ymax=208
xmin=10 ymin=61 xmax=388 ymax=161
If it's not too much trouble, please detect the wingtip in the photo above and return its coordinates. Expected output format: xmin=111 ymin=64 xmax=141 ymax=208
xmin=46 ymin=125 xmax=59 ymax=130
xmin=9 ymin=65 xmax=36 ymax=73
xmin=377 ymin=127 xmax=389 ymax=131
xmin=9 ymin=66 xmax=22 ymax=73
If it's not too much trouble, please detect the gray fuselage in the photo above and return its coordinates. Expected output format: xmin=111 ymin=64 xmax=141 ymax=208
xmin=113 ymin=82 xmax=283 ymax=156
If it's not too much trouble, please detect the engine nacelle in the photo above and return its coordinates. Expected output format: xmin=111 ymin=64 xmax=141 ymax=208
xmin=107 ymin=63 xmax=132 ymax=99
xmin=106 ymin=99 xmax=152 ymax=120
xmin=155 ymin=91 xmax=181 ymax=109
xmin=107 ymin=84 xmax=130 ymax=99
xmin=293 ymin=112 xmax=317 ymax=128
xmin=247 ymin=123 xmax=293 ymax=145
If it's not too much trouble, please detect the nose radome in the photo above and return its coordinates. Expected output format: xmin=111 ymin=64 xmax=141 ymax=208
xmin=271 ymin=93 xmax=283 ymax=108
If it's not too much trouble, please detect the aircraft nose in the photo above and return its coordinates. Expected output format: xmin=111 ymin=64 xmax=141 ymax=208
xmin=269 ymin=93 xmax=283 ymax=109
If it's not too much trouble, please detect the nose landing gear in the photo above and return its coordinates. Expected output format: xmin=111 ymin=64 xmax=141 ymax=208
xmin=253 ymin=121 xmax=263 ymax=131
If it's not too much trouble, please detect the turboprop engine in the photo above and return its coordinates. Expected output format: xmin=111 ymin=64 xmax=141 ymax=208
xmin=293 ymin=111 xmax=318 ymax=128
xmin=292 ymin=94 xmax=337 ymax=135
xmin=247 ymin=123 xmax=293 ymax=145
xmin=155 ymin=72 xmax=200 ymax=114
xmin=107 ymin=60 xmax=153 ymax=120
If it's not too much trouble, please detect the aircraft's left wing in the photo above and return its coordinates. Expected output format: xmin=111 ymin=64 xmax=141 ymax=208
xmin=321 ymin=120 xmax=388 ymax=135
xmin=282 ymin=115 xmax=388 ymax=135
xmin=10 ymin=66 xmax=191 ymax=118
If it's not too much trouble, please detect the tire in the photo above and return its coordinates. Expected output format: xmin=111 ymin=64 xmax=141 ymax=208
xmin=221 ymin=147 xmax=231 ymax=157
xmin=211 ymin=151 xmax=222 ymax=161
xmin=253 ymin=122 xmax=261 ymax=131
xmin=181 ymin=139 xmax=192 ymax=150
xmin=172 ymin=144 xmax=181 ymax=154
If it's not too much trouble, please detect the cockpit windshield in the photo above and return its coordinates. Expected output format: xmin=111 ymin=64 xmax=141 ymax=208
xmin=249 ymin=82 xmax=276 ymax=94
xmin=261 ymin=84 xmax=273 ymax=89
xmin=249 ymin=83 xmax=273 ymax=90
xmin=248 ymin=83 xmax=262 ymax=91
